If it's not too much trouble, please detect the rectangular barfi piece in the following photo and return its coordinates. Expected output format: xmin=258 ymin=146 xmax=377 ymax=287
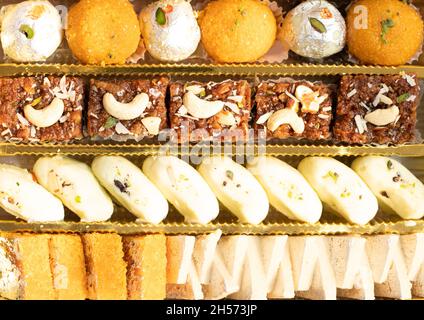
xmin=334 ymin=74 xmax=419 ymax=144
xmin=11 ymin=234 xmax=56 ymax=300
xmin=82 ymin=233 xmax=127 ymax=300
xmin=254 ymin=80 xmax=333 ymax=140
xmin=0 ymin=76 xmax=84 ymax=142
xmin=88 ymin=77 xmax=169 ymax=140
xmin=49 ymin=234 xmax=87 ymax=300
xmin=169 ymin=80 xmax=251 ymax=142
xmin=123 ymin=234 xmax=167 ymax=300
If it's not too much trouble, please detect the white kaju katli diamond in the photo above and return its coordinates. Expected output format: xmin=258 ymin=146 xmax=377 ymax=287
xmin=365 ymin=235 xmax=412 ymax=300
xmin=400 ymin=233 xmax=424 ymax=297
xmin=258 ymin=235 xmax=295 ymax=299
xmin=203 ymin=235 xmax=248 ymax=300
xmin=327 ymin=236 xmax=374 ymax=300
xmin=165 ymin=235 xmax=203 ymax=300
xmin=202 ymin=249 xmax=239 ymax=300
xmin=203 ymin=250 xmax=240 ymax=300
xmin=228 ymin=237 xmax=268 ymax=300
xmin=288 ymin=236 xmax=337 ymax=300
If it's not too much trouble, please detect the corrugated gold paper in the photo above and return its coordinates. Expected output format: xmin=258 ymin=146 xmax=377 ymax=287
xmin=0 ymin=63 xmax=423 ymax=78
xmin=0 ymin=217 xmax=423 ymax=236
xmin=0 ymin=0 xmax=424 ymax=236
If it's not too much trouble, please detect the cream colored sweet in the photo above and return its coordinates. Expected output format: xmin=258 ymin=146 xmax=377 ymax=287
xmin=139 ymin=0 xmax=200 ymax=62
xmin=352 ymin=156 xmax=424 ymax=220
xmin=91 ymin=156 xmax=168 ymax=224
xmin=298 ymin=157 xmax=378 ymax=225
xmin=33 ymin=156 xmax=113 ymax=222
xmin=0 ymin=164 xmax=64 ymax=222
xmin=247 ymin=156 xmax=322 ymax=223
xmin=142 ymin=156 xmax=219 ymax=224
xmin=0 ymin=0 xmax=63 ymax=62
xmin=198 ymin=156 xmax=269 ymax=225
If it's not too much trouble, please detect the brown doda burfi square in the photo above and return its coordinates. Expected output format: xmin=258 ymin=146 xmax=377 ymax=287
xmin=0 ymin=76 xmax=84 ymax=142
xmin=88 ymin=77 xmax=169 ymax=140
xmin=169 ymin=80 xmax=251 ymax=142
xmin=254 ymin=80 xmax=333 ymax=141
xmin=333 ymin=74 xmax=419 ymax=145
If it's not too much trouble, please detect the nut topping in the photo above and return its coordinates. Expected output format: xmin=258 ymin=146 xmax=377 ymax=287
xmin=103 ymin=93 xmax=150 ymax=121
xmin=183 ymin=92 xmax=224 ymax=119
xmin=364 ymin=106 xmax=400 ymax=126
xmin=24 ymin=97 xmax=64 ymax=128
xmin=267 ymin=108 xmax=305 ymax=133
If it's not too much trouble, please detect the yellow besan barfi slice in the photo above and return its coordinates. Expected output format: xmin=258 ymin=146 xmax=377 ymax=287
xmin=49 ymin=234 xmax=88 ymax=300
xmin=123 ymin=234 xmax=167 ymax=300
xmin=12 ymin=234 xmax=56 ymax=300
xmin=82 ymin=233 xmax=127 ymax=300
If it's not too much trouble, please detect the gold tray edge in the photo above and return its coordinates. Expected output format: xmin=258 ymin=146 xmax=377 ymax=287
xmin=0 ymin=63 xmax=423 ymax=77
xmin=0 ymin=143 xmax=423 ymax=157
xmin=0 ymin=219 xmax=422 ymax=236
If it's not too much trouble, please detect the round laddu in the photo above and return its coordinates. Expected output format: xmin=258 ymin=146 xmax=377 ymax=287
xmin=139 ymin=0 xmax=201 ymax=62
xmin=347 ymin=0 xmax=423 ymax=66
xmin=0 ymin=0 xmax=63 ymax=62
xmin=279 ymin=0 xmax=346 ymax=59
xmin=198 ymin=0 xmax=277 ymax=63
xmin=66 ymin=0 xmax=141 ymax=65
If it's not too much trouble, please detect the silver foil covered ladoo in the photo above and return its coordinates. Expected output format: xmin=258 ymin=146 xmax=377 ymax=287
xmin=139 ymin=0 xmax=201 ymax=62
xmin=280 ymin=0 xmax=346 ymax=59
